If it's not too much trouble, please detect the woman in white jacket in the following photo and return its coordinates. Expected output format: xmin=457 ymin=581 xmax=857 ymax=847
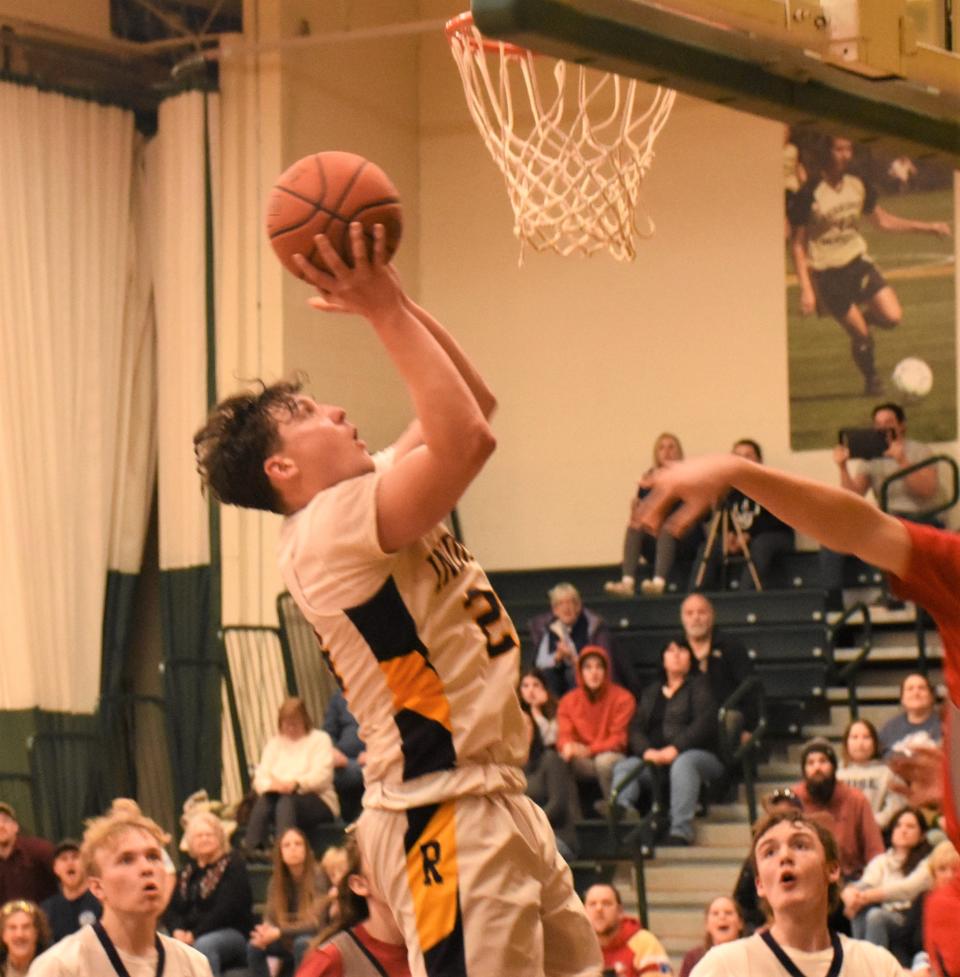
xmin=841 ymin=806 xmax=933 ymax=954
xmin=245 ymin=697 xmax=340 ymax=851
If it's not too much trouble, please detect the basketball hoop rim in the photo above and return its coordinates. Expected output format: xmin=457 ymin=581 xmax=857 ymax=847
xmin=444 ymin=11 xmax=530 ymax=58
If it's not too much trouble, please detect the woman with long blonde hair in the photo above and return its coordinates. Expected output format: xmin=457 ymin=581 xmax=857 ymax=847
xmin=605 ymin=432 xmax=703 ymax=597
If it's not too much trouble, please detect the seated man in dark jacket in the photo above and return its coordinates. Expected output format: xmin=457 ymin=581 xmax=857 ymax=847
xmin=680 ymin=592 xmax=757 ymax=755
xmin=611 ymin=640 xmax=723 ymax=846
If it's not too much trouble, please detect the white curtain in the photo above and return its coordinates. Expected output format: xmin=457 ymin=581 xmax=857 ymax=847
xmin=108 ymin=142 xmax=158 ymax=576
xmin=146 ymin=90 xmax=214 ymax=572
xmin=0 ymin=82 xmax=138 ymax=712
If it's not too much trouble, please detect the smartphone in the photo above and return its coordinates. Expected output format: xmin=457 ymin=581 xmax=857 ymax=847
xmin=839 ymin=427 xmax=889 ymax=460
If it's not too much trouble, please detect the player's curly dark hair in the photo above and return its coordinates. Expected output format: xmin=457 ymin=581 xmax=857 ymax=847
xmin=193 ymin=379 xmax=303 ymax=514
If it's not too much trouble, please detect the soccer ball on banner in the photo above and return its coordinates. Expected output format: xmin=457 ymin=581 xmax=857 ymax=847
xmin=891 ymin=357 xmax=934 ymax=400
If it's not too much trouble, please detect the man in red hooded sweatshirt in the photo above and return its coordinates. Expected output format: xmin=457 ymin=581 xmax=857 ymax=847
xmin=583 ymin=883 xmax=672 ymax=976
xmin=557 ymin=646 xmax=636 ymax=803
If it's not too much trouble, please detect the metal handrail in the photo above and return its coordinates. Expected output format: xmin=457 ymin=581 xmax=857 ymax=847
xmin=878 ymin=453 xmax=959 ymax=520
xmin=719 ymin=676 xmax=768 ymax=825
xmin=828 ymin=601 xmax=873 ymax=720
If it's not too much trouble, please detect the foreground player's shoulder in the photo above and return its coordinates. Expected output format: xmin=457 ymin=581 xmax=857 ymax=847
xmin=160 ymin=932 xmax=216 ymax=976
xmin=28 ymin=936 xmax=77 ymax=976
xmin=689 ymin=937 xmax=750 ymax=976
xmin=295 ymin=942 xmax=343 ymax=977
xmin=891 ymin=519 xmax=960 ymax=616
xmin=839 ymin=933 xmax=903 ymax=973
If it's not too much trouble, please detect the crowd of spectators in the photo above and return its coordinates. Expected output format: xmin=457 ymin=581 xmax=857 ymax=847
xmin=0 ymin=673 xmax=952 ymax=976
xmin=1 ymin=403 xmax=951 ymax=974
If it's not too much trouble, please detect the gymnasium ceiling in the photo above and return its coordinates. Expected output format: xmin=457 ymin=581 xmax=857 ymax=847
xmin=5 ymin=0 xmax=243 ymax=123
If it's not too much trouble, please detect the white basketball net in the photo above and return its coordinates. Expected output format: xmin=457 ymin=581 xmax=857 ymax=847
xmin=446 ymin=14 xmax=676 ymax=262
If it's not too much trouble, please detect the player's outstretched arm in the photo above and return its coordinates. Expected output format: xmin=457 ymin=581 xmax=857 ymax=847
xmin=387 ymin=289 xmax=497 ymax=461
xmin=296 ymin=224 xmax=495 ymax=552
xmin=637 ymin=455 xmax=912 ymax=578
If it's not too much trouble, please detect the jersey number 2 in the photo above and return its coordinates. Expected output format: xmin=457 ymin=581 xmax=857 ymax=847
xmin=464 ymin=588 xmax=517 ymax=658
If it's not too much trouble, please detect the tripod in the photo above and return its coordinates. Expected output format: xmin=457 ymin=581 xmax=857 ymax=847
xmin=693 ymin=504 xmax=762 ymax=591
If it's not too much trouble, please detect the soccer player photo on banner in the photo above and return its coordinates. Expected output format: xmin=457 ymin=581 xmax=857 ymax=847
xmin=783 ymin=126 xmax=956 ymax=450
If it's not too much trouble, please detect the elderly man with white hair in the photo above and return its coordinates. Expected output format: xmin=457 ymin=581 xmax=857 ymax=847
xmin=532 ymin=582 xmax=612 ymax=697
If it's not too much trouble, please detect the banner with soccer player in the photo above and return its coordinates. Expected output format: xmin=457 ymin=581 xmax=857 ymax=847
xmin=784 ymin=127 xmax=956 ymax=450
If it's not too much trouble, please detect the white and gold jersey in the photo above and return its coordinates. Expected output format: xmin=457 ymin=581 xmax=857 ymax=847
xmin=791 ymin=173 xmax=877 ymax=270
xmin=279 ymin=453 xmax=527 ymax=811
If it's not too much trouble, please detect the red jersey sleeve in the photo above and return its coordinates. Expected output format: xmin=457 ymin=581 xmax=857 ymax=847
xmin=295 ymin=945 xmax=342 ymax=977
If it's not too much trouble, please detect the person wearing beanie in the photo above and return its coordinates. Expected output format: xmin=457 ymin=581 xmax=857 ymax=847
xmin=792 ymin=738 xmax=884 ymax=882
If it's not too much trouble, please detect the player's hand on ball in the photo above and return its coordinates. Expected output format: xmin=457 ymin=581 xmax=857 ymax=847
xmin=298 ymin=223 xmax=402 ymax=319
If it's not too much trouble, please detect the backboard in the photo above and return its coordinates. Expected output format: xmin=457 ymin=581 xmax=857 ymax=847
xmin=471 ymin=0 xmax=960 ymax=164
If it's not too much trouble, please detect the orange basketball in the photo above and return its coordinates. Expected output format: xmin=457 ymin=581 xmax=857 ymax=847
xmin=265 ymin=151 xmax=403 ymax=278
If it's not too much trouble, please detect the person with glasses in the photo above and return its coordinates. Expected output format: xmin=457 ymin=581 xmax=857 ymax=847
xmin=30 ymin=807 xmax=212 ymax=976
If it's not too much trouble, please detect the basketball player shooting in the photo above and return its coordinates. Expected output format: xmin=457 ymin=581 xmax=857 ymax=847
xmin=193 ymin=224 xmax=601 ymax=977
xmin=636 ymin=452 xmax=960 ymax=852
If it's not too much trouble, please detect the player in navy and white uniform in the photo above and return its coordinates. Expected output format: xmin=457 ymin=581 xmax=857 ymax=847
xmin=194 ymin=224 xmax=600 ymax=977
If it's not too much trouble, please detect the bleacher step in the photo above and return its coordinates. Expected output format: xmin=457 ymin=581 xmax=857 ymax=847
xmin=645 ymin=861 xmax=740 ymax=892
xmin=694 ymin=821 xmax=752 ymax=848
xmin=649 ymin=907 xmax=712 ymax=941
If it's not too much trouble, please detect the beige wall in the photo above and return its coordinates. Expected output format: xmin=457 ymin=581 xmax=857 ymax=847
xmin=247 ymin=0 xmax=959 ymax=575
xmin=279 ymin=0 xmax=423 ymax=457
xmin=10 ymin=0 xmax=110 ymax=38
xmin=414 ymin=16 xmax=960 ymax=568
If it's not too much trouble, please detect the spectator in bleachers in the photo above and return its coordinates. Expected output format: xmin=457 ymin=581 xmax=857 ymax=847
xmin=30 ymin=806 xmax=211 ymax=977
xmin=605 ymin=432 xmax=704 ymax=597
xmin=792 ymin=738 xmax=884 ymax=882
xmin=531 ymin=582 xmax=612 ymax=697
xmin=842 ymin=807 xmax=933 ymax=953
xmin=690 ymin=810 xmax=904 ymax=976
xmin=520 ymin=703 xmax=580 ymax=860
xmin=879 ymin=673 xmax=942 ymax=759
xmin=167 ymin=811 xmax=254 ymax=975
xmin=690 ymin=439 xmax=794 ymax=593
xmin=678 ymin=594 xmax=755 ymax=754
xmin=247 ymin=827 xmax=327 ymax=977
xmin=821 ymin=402 xmax=944 ymax=609
xmin=322 ymin=689 xmax=365 ymax=823
xmin=39 ymin=839 xmax=101 ymax=942
xmin=904 ymin=839 xmax=960 ymax=975
xmin=612 ymin=640 xmax=723 ymax=846
xmin=733 ymin=787 xmax=805 ymax=933
xmin=556 ymin=646 xmax=636 ymax=805
xmin=837 ymin=719 xmax=905 ymax=831
xmin=0 ymin=899 xmax=49 ymax=976
xmin=582 ymin=882 xmax=672 ymax=976
xmin=297 ymin=832 xmax=410 ymax=977
xmin=678 ymin=896 xmax=744 ymax=977
xmin=519 ymin=668 xmax=558 ymax=747
xmin=245 ymin=697 xmax=339 ymax=853
xmin=0 ymin=804 xmax=55 ymax=907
